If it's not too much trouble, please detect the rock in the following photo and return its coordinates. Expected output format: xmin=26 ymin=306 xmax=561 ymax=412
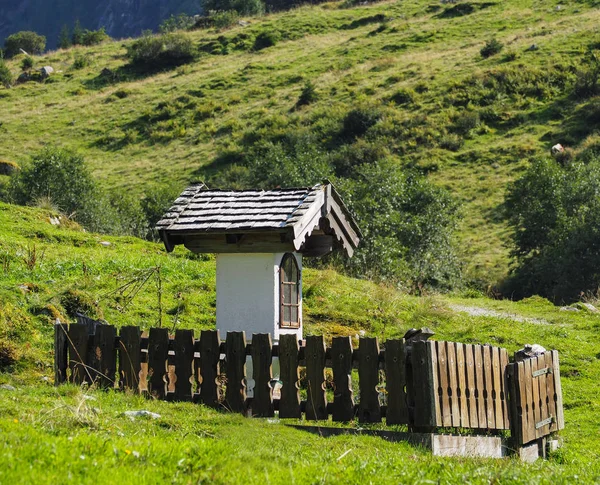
xmin=527 ymin=44 xmax=539 ymax=51
xmin=39 ymin=66 xmax=54 ymax=79
xmin=49 ymin=216 xmax=61 ymax=226
xmin=16 ymin=72 xmax=31 ymax=84
xmin=515 ymin=344 xmax=547 ymax=361
xmin=238 ymin=20 xmax=250 ymax=26
xmin=123 ymin=410 xmax=161 ymax=420
xmin=572 ymin=302 xmax=599 ymax=313
xmin=0 ymin=160 xmax=18 ymax=175
xmin=99 ymin=241 xmax=111 ymax=247
xmin=551 ymin=143 xmax=564 ymax=156
xmin=559 ymin=306 xmax=579 ymax=312
xmin=0 ymin=384 xmax=16 ymax=391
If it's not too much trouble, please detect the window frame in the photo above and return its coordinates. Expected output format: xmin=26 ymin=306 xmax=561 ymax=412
xmin=279 ymin=253 xmax=300 ymax=329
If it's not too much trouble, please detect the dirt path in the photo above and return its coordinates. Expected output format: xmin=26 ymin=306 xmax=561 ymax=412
xmin=449 ymin=304 xmax=550 ymax=325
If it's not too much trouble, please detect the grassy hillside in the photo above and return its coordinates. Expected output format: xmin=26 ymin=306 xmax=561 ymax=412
xmin=1 ymin=201 xmax=600 ymax=482
xmin=0 ymin=0 xmax=599 ymax=284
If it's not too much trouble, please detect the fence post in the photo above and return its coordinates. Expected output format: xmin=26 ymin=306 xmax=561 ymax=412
xmin=385 ymin=339 xmax=408 ymax=425
xmin=412 ymin=340 xmax=438 ymax=429
xmin=173 ymin=329 xmax=195 ymax=401
xmin=199 ymin=330 xmax=221 ymax=408
xmin=251 ymin=333 xmax=274 ymax=417
xmin=225 ymin=331 xmax=247 ymax=413
xmin=357 ymin=337 xmax=381 ymax=423
xmin=147 ymin=327 xmax=169 ymax=400
xmin=305 ymin=335 xmax=327 ymax=420
xmin=119 ymin=326 xmax=141 ymax=391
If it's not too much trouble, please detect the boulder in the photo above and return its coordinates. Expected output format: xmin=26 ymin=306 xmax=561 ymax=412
xmin=39 ymin=66 xmax=54 ymax=79
xmin=551 ymin=143 xmax=564 ymax=156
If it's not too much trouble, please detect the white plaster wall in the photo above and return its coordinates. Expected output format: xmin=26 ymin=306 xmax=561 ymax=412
xmin=216 ymin=252 xmax=302 ymax=342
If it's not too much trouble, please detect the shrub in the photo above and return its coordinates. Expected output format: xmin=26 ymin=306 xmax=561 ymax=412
xmin=574 ymin=53 xmax=599 ymax=99
xmin=71 ymin=20 xmax=84 ymax=46
xmin=20 ymin=56 xmax=34 ymax=71
xmin=141 ymin=184 xmax=184 ymax=240
xmin=209 ymin=10 xmax=240 ymax=30
xmin=58 ymin=25 xmax=71 ymax=49
xmin=341 ymin=105 xmax=382 ymax=140
xmin=480 ymin=38 xmax=503 ymax=58
xmin=159 ymin=13 xmax=196 ymax=33
xmin=450 ymin=110 xmax=480 ymax=136
xmin=201 ymin=0 xmax=264 ymax=15
xmin=253 ymin=30 xmax=280 ymax=50
xmin=0 ymin=339 xmax=17 ymax=370
xmin=3 ymin=31 xmax=46 ymax=58
xmin=80 ymin=28 xmax=109 ymax=46
xmin=389 ymin=88 xmax=414 ymax=106
xmin=504 ymin=158 xmax=600 ymax=301
xmin=439 ymin=133 xmax=464 ymax=151
xmin=0 ymin=59 xmax=13 ymax=88
xmin=296 ymin=80 xmax=318 ymax=107
xmin=9 ymin=147 xmax=98 ymax=227
xmin=72 ymin=53 xmax=91 ymax=69
xmin=126 ymin=32 xmax=196 ymax=68
xmin=60 ymin=289 xmax=102 ymax=319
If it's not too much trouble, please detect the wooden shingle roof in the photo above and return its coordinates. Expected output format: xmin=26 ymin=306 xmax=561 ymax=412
xmin=157 ymin=183 xmax=361 ymax=257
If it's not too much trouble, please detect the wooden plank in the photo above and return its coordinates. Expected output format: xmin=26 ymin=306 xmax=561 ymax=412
xmin=436 ymin=341 xmax=451 ymax=426
xmin=278 ymin=334 xmax=301 ymax=419
xmin=446 ymin=342 xmax=460 ymax=428
xmin=544 ymin=351 xmax=557 ymax=433
xmin=93 ymin=325 xmax=116 ymax=389
xmin=483 ymin=345 xmax=495 ymax=429
xmin=491 ymin=346 xmax=503 ymax=429
xmin=54 ymin=323 xmax=69 ymax=385
xmin=516 ymin=361 xmax=528 ymax=445
xmin=331 ymin=336 xmax=354 ymax=422
xmin=119 ymin=326 xmax=141 ymax=392
xmin=500 ymin=349 xmax=510 ymax=429
xmin=68 ymin=323 xmax=90 ymax=385
xmin=473 ymin=345 xmax=487 ymax=428
xmin=523 ymin=358 xmax=534 ymax=443
xmin=530 ymin=356 xmax=541 ymax=438
xmin=357 ymin=337 xmax=381 ymax=423
xmin=305 ymin=335 xmax=327 ymax=420
xmin=465 ymin=344 xmax=478 ymax=428
xmin=147 ymin=328 xmax=169 ymax=400
xmin=455 ymin=343 xmax=469 ymax=428
xmin=412 ymin=340 xmax=438 ymax=428
xmin=536 ymin=354 xmax=549 ymax=438
xmin=224 ymin=331 xmax=247 ymax=413
xmin=250 ymin=333 xmax=274 ymax=417
xmin=199 ymin=330 xmax=221 ymax=409
xmin=385 ymin=339 xmax=409 ymax=425
xmin=506 ymin=363 xmax=522 ymax=446
xmin=551 ymin=351 xmax=565 ymax=430
xmin=173 ymin=329 xmax=195 ymax=401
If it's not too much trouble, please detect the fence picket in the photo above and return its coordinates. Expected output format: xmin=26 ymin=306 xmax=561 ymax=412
xmin=278 ymin=334 xmax=301 ymax=419
xmin=68 ymin=323 xmax=90 ymax=385
xmin=483 ymin=345 xmax=495 ymax=429
xmin=224 ymin=331 xmax=247 ymax=413
xmin=385 ymin=339 xmax=409 ymax=425
xmin=251 ymin=333 xmax=274 ymax=417
xmin=54 ymin=324 xmax=68 ymax=385
xmin=93 ymin=325 xmax=116 ymax=389
xmin=500 ymin=349 xmax=509 ymax=429
xmin=357 ymin=337 xmax=381 ymax=423
xmin=436 ymin=341 xmax=451 ymax=426
xmin=530 ymin=356 xmax=541 ymax=438
xmin=199 ymin=330 xmax=221 ymax=409
xmin=305 ymin=335 xmax=327 ymax=420
xmin=147 ymin=328 xmax=169 ymax=400
xmin=455 ymin=343 xmax=469 ymax=428
xmin=491 ymin=346 xmax=502 ymax=429
xmin=544 ymin=352 xmax=557 ymax=433
xmin=446 ymin=342 xmax=460 ymax=428
xmin=551 ymin=351 xmax=565 ymax=430
xmin=173 ymin=329 xmax=195 ymax=401
xmin=473 ymin=345 xmax=486 ymax=428
xmin=331 ymin=336 xmax=354 ymax=422
xmin=465 ymin=344 xmax=477 ymax=428
xmin=119 ymin=326 xmax=141 ymax=391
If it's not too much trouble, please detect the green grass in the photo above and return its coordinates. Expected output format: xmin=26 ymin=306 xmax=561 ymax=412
xmin=0 ymin=0 xmax=598 ymax=283
xmin=1 ymin=202 xmax=600 ymax=482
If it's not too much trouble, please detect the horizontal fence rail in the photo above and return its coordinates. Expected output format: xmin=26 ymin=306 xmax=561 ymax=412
xmin=54 ymin=323 xmax=563 ymax=443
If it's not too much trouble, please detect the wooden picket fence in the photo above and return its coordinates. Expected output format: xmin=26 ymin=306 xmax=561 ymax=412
xmin=53 ymin=323 xmax=564 ymax=447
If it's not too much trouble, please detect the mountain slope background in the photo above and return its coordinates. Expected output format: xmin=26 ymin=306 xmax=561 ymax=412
xmin=0 ymin=0 xmax=202 ymax=49
xmin=0 ymin=0 xmax=599 ymax=286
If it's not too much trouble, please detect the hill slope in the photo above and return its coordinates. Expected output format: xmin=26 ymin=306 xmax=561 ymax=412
xmin=0 ymin=0 xmax=599 ymax=284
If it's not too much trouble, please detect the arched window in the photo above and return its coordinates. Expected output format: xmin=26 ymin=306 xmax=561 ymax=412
xmin=280 ymin=253 xmax=300 ymax=328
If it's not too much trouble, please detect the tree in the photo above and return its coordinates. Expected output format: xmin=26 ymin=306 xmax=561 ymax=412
xmin=3 ymin=31 xmax=46 ymax=58
xmin=58 ymin=25 xmax=71 ymax=49
xmin=0 ymin=58 xmax=13 ymax=88
xmin=72 ymin=20 xmax=83 ymax=46
xmin=505 ymin=158 xmax=600 ymax=301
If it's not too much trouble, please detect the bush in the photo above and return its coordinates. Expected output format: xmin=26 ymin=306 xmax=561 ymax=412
xmin=574 ymin=53 xmax=599 ymax=99
xmin=72 ymin=53 xmax=91 ymax=70
xmin=480 ymin=38 xmax=503 ymax=58
xmin=80 ymin=28 xmax=109 ymax=46
xmin=159 ymin=14 xmax=196 ymax=33
xmin=504 ymin=158 xmax=600 ymax=301
xmin=253 ymin=30 xmax=280 ymax=50
xmin=439 ymin=133 xmax=463 ymax=151
xmin=389 ymin=88 xmax=415 ymax=106
xmin=126 ymin=32 xmax=196 ymax=68
xmin=209 ymin=10 xmax=240 ymax=30
xmin=341 ymin=105 xmax=382 ymax=140
xmin=296 ymin=80 xmax=318 ymax=107
xmin=3 ymin=31 xmax=46 ymax=58
xmin=0 ymin=59 xmax=13 ymax=88
xmin=20 ymin=56 xmax=34 ymax=71
xmin=141 ymin=184 xmax=184 ymax=239
xmin=201 ymin=0 xmax=264 ymax=15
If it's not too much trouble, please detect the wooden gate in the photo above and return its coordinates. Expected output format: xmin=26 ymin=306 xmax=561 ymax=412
xmin=506 ymin=351 xmax=564 ymax=445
